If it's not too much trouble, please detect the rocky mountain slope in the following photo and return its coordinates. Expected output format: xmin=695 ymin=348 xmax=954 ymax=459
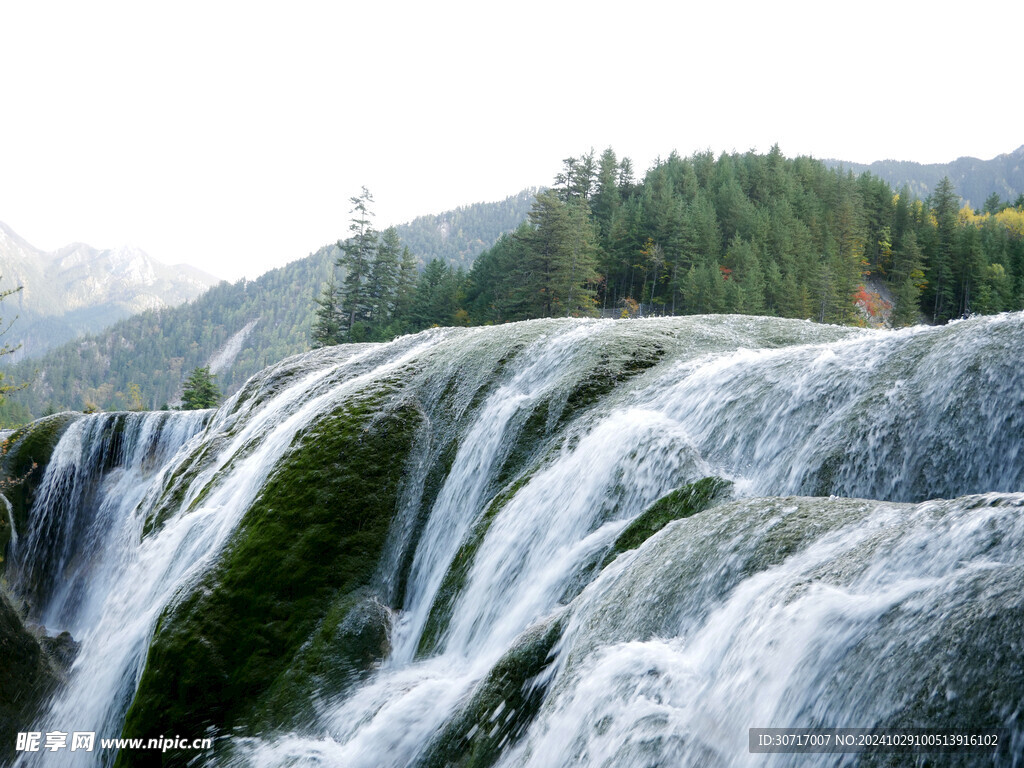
xmin=0 ymin=222 xmax=220 ymax=359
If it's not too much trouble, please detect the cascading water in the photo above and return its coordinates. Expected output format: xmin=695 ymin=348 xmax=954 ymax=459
xmin=9 ymin=411 xmax=212 ymax=635
xmin=8 ymin=332 xmax=449 ymax=767
xmin=501 ymin=493 xmax=1024 ymax=768
xmin=641 ymin=312 xmax=1024 ymax=501
xmin=4 ymin=313 xmax=1022 ymax=767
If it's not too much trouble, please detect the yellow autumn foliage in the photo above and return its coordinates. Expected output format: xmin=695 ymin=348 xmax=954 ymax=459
xmin=994 ymin=207 xmax=1024 ymax=238
xmin=958 ymin=205 xmax=986 ymax=227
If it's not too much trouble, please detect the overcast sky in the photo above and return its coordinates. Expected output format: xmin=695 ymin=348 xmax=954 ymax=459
xmin=2 ymin=0 xmax=1021 ymax=282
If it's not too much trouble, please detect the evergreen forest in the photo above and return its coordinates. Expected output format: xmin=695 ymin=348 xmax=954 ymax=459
xmin=314 ymin=146 xmax=1024 ymax=346
xmin=3 ymin=147 xmax=1024 ymax=424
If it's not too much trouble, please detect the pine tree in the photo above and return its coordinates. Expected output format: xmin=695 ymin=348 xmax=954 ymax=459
xmin=410 ymin=259 xmax=459 ymax=330
xmin=311 ymin=277 xmax=343 ymax=347
xmin=554 ymin=150 xmax=596 ymax=202
xmin=891 ymin=232 xmax=925 ymax=326
xmin=367 ymin=226 xmax=403 ymax=334
xmin=516 ymin=191 xmax=599 ymax=317
xmin=392 ymin=245 xmax=418 ymax=333
xmin=338 ymin=187 xmax=378 ymax=336
xmin=181 ymin=366 xmax=220 ymax=410
xmin=984 ymin=192 xmax=1003 ymax=215
xmin=591 ymin=147 xmax=621 ymax=238
xmin=927 ymin=176 xmax=959 ymax=321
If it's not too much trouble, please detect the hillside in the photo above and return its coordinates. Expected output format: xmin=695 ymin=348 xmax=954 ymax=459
xmin=393 ymin=189 xmax=538 ymax=268
xmin=5 ymin=143 xmax=1024 ymax=425
xmin=0 ymin=222 xmax=219 ymax=359
xmin=0 ymin=193 xmax=536 ymax=421
xmin=824 ymin=145 xmax=1024 ymax=208
xmin=0 ymin=252 xmax=334 ymax=420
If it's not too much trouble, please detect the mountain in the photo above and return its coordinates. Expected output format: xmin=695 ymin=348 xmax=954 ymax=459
xmin=824 ymin=145 xmax=1024 ymax=208
xmin=0 ymin=193 xmax=536 ymax=420
xmin=0 ymin=221 xmax=220 ymax=359
xmin=0 ymin=252 xmax=333 ymax=419
xmin=6 ymin=141 xmax=1023 ymax=424
xmin=393 ymin=189 xmax=539 ymax=269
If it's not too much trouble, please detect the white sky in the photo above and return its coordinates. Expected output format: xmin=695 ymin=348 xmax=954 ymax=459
xmin=2 ymin=0 xmax=1021 ymax=282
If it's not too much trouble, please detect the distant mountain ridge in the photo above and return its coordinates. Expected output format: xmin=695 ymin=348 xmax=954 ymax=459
xmin=5 ymin=140 xmax=1022 ymax=423
xmin=392 ymin=189 xmax=539 ymax=269
xmin=0 ymin=192 xmax=535 ymax=419
xmin=0 ymin=221 xmax=220 ymax=359
xmin=823 ymin=145 xmax=1024 ymax=207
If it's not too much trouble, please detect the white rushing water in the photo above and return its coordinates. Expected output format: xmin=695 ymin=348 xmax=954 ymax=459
xmin=11 ymin=332 xmax=449 ymax=767
xmin=501 ymin=493 xmax=1024 ymax=768
xmin=10 ymin=411 xmax=212 ymax=635
xmin=6 ymin=313 xmax=1024 ymax=767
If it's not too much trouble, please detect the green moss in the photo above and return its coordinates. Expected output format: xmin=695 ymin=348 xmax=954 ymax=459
xmin=141 ymin=439 xmax=220 ymax=537
xmin=95 ymin=413 xmax=129 ymax=474
xmin=809 ymin=448 xmax=845 ymax=497
xmin=255 ymin=589 xmax=391 ymax=726
xmin=602 ymin=477 xmax=733 ymax=568
xmin=489 ymin=341 xmax=667 ymax=499
xmin=558 ymin=343 xmax=665 ymax=427
xmin=417 ymin=615 xmax=564 ymax=768
xmin=741 ymin=499 xmax=874 ymax=577
xmin=389 ymin=436 xmax=460 ymax=612
xmin=0 ymin=413 xmax=80 ymax=542
xmin=493 ymin=400 xmax=551 ymax=490
xmin=389 ymin=348 xmax=521 ymax=610
xmin=117 ymin=390 xmax=422 ymax=767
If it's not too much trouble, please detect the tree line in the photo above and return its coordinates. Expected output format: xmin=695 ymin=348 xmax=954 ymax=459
xmin=3 ymin=147 xmax=1021 ymax=424
xmin=315 ymin=148 xmax=1024 ymax=346
xmin=312 ymin=187 xmax=468 ymax=344
xmin=0 ymin=189 xmax=529 ymax=424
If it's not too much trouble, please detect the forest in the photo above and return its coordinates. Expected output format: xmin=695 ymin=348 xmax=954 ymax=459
xmin=0 ymin=193 xmax=529 ymax=422
xmin=3 ymin=147 xmax=1023 ymax=423
xmin=314 ymin=146 xmax=1024 ymax=346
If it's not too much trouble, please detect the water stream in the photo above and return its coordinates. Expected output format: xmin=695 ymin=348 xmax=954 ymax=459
xmin=6 ymin=313 xmax=1022 ymax=766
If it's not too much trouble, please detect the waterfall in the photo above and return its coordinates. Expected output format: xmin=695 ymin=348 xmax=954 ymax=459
xmin=12 ymin=331 xmax=449 ymax=767
xmin=6 ymin=313 xmax=1022 ymax=767
xmin=1 ymin=494 xmax=16 ymax=553
xmin=501 ymin=493 xmax=1024 ymax=768
xmin=9 ymin=411 xmax=211 ymax=634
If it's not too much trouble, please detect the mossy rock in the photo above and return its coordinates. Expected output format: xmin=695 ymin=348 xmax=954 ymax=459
xmin=558 ymin=342 xmax=665 ymax=425
xmin=492 ymin=341 xmax=666 ymax=493
xmin=389 ymin=435 xmax=461 ymax=612
xmin=141 ymin=437 xmax=223 ymax=537
xmin=601 ymin=477 xmax=733 ymax=568
xmin=117 ymin=390 xmax=422 ymax=767
xmin=0 ymin=413 xmax=81 ymax=572
xmin=739 ymin=497 xmax=876 ymax=577
xmin=416 ymin=614 xmax=564 ymax=768
xmin=255 ymin=590 xmax=392 ymax=727
xmin=845 ymin=577 xmax=1024 ymax=768
xmin=492 ymin=399 xmax=552 ymax=491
